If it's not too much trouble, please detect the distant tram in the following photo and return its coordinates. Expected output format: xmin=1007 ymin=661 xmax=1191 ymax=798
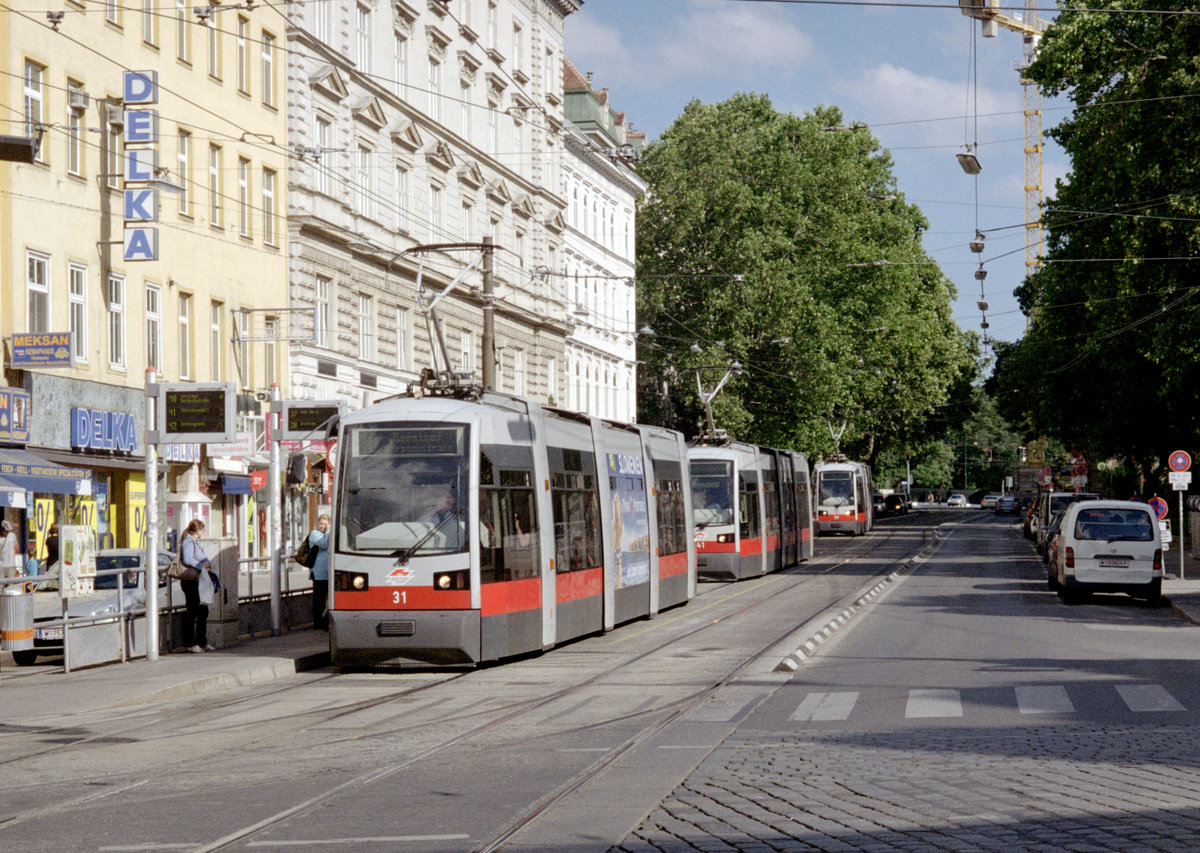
xmin=688 ymin=442 xmax=813 ymax=580
xmin=328 ymin=390 xmax=696 ymax=666
xmin=813 ymin=456 xmax=874 ymax=535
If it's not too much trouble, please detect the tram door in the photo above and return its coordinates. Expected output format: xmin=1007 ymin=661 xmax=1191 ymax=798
xmin=598 ymin=422 xmax=653 ymax=626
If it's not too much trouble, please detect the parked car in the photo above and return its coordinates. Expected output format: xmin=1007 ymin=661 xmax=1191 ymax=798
xmin=1023 ymin=492 xmax=1043 ymax=540
xmin=1043 ymin=510 xmax=1066 ymax=571
xmin=18 ymin=549 xmax=177 ymax=666
xmin=1036 ymin=492 xmax=1102 ymax=556
xmin=883 ymin=494 xmax=908 ymax=516
xmin=873 ymin=493 xmax=886 ymax=515
xmin=1050 ymin=500 xmax=1162 ymax=605
xmin=980 ymin=494 xmax=1001 ymax=509
xmin=995 ymin=496 xmax=1018 ymax=516
xmin=947 ymin=493 xmax=968 ymax=507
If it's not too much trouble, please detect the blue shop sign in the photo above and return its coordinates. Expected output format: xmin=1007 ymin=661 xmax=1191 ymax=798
xmin=71 ymin=407 xmax=138 ymax=453
xmin=0 ymin=388 xmax=31 ymax=444
xmin=12 ymin=333 xmax=72 ymax=368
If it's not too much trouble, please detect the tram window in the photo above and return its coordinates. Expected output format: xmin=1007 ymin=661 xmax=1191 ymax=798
xmin=740 ymin=475 xmax=760 ymax=539
xmin=480 ymin=477 xmax=538 ymax=583
xmin=552 ymin=471 xmax=601 ymax=572
xmin=819 ymin=472 xmax=854 ymax=507
xmin=762 ymin=470 xmax=780 ymax=536
xmin=656 ymin=477 xmax=687 ymax=557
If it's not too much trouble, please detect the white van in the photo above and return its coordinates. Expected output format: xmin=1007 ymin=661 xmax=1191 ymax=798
xmin=1050 ymin=500 xmax=1162 ymax=606
xmin=1035 ymin=491 xmax=1101 ymax=555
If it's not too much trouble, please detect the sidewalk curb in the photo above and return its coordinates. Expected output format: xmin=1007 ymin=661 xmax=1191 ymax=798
xmin=1167 ymin=597 xmax=1200 ymax=627
xmin=775 ymin=526 xmax=948 ymax=673
xmin=115 ymin=650 xmax=331 ymax=707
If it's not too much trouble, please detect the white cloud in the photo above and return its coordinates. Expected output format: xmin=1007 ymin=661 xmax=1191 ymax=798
xmin=565 ymin=14 xmax=636 ymax=86
xmin=654 ymin=1 xmax=817 ymax=80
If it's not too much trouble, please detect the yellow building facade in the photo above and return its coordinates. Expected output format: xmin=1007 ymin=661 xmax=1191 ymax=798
xmin=1 ymin=3 xmax=288 ymax=558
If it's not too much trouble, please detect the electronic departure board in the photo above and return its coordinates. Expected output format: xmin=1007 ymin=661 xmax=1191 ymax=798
xmin=279 ymin=400 xmax=343 ymax=441
xmin=157 ymin=382 xmax=236 ymax=443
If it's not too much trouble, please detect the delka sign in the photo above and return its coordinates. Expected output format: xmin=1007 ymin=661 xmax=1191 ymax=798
xmin=123 ymin=71 xmax=160 ymax=262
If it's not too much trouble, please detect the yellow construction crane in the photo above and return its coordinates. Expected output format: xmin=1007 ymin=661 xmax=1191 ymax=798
xmin=958 ymin=0 xmax=1049 ymax=279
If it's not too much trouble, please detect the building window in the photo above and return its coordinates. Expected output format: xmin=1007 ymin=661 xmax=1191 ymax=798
xmin=176 ymin=0 xmax=190 ymax=63
xmin=210 ymin=300 xmax=223 ymax=380
xmin=262 ymin=168 xmax=277 ymax=245
xmin=105 ymin=0 xmax=119 ymax=25
xmin=106 ymin=110 xmax=121 ymax=189
xmin=264 ymin=317 xmax=277 ymax=386
xmin=515 ymin=229 xmax=525 ymax=269
xmin=238 ymin=310 xmax=252 ymax=386
xmin=23 ymin=62 xmax=43 ymax=149
xmin=315 ymin=276 xmax=330 ymax=347
xmin=313 ymin=0 xmax=329 ymax=42
xmin=356 ymin=4 xmax=371 ymax=70
xmin=107 ymin=273 xmax=126 ymax=369
xmin=395 ymin=165 xmax=409 ymax=231
xmin=177 ymin=130 xmax=191 ymax=215
xmin=513 ymin=347 xmax=525 ymax=396
xmin=26 ymin=251 xmax=49 ymax=334
xmin=355 ymin=146 xmax=371 ymax=216
xmin=207 ymin=17 xmax=222 ymax=79
xmin=396 ymin=306 xmax=410 ymax=370
xmin=145 ymin=282 xmax=161 ymax=369
xmin=487 ymin=1 xmax=496 ymax=49
xmin=461 ymin=201 xmax=473 ymax=241
xmin=178 ymin=293 xmax=191 ymax=378
xmin=314 ymin=117 xmax=331 ymax=196
xmin=66 ymin=81 xmax=84 ymax=176
xmin=429 ymin=185 xmax=442 ymax=237
xmin=208 ymin=144 xmax=222 ymax=226
xmin=394 ymin=32 xmax=407 ymax=97
xmin=236 ymin=16 xmax=249 ymax=93
xmin=358 ymin=293 xmax=374 ymax=360
xmin=237 ymin=157 xmax=251 ymax=237
xmin=69 ymin=263 xmax=88 ymax=363
xmin=460 ymin=82 xmax=471 ymax=137
xmin=460 ymin=329 xmax=473 ymax=374
xmin=487 ymin=100 xmax=498 ymax=156
xmin=142 ymin=0 xmax=157 ymax=44
xmin=428 ymin=57 xmax=441 ymax=121
xmin=261 ymin=30 xmax=276 ymax=106
xmin=512 ymin=23 xmax=523 ymax=75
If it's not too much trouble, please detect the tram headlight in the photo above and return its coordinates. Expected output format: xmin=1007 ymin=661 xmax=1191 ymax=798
xmin=433 ymin=569 xmax=470 ymax=590
xmin=716 ymin=533 xmax=734 ymax=544
xmin=334 ymin=570 xmax=369 ymax=592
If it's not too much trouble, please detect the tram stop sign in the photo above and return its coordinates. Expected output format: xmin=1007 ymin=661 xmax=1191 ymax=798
xmin=1147 ymin=496 xmax=1169 ymax=520
xmin=1169 ymin=450 xmax=1192 ymax=472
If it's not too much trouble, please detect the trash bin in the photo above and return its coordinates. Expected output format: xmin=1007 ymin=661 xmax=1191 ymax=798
xmin=0 ymin=586 xmax=33 ymax=652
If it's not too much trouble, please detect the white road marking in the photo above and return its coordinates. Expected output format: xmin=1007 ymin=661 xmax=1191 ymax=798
xmin=905 ymin=688 xmax=963 ymax=718
xmin=246 ymin=836 xmax=470 ymax=847
xmin=789 ymin=691 xmax=859 ymax=721
xmin=1116 ymin=684 xmax=1186 ymax=712
xmin=1015 ymin=685 xmax=1075 ymax=715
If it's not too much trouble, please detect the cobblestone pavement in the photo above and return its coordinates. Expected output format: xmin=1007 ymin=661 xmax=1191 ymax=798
xmin=613 ymin=724 xmax=1200 ymax=851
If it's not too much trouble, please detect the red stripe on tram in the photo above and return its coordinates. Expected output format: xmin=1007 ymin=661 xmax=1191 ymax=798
xmin=659 ymin=551 xmax=689 ymax=579
xmin=555 ymin=567 xmax=603 ymax=603
xmin=481 ymin=577 xmax=542 ymax=615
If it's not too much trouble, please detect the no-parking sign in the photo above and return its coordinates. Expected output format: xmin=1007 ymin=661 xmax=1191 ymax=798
xmin=1147 ymin=496 xmax=1169 ymax=519
xmin=1169 ymin=450 xmax=1192 ymax=472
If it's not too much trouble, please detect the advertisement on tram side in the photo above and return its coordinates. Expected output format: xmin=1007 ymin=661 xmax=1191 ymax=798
xmin=607 ymin=452 xmax=650 ymax=587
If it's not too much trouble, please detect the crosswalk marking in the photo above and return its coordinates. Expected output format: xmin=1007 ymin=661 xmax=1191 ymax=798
xmin=790 ymin=691 xmax=859 ymax=721
xmin=1116 ymin=684 xmax=1186 ymax=712
xmin=905 ymin=688 xmax=963 ymax=718
xmin=1015 ymin=685 xmax=1075 ymax=715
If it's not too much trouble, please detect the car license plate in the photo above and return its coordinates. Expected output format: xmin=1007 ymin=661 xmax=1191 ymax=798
xmin=35 ymin=628 xmax=64 ymax=641
xmin=1098 ymin=558 xmax=1129 ymax=569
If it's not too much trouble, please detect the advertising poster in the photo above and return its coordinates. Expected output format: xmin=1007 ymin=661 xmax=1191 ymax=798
xmin=61 ymin=524 xmax=97 ymax=598
xmin=607 ymin=452 xmax=650 ymax=588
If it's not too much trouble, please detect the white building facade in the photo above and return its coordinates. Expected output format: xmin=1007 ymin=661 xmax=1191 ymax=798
xmin=285 ymin=0 xmax=579 ymax=414
xmin=560 ymin=61 xmax=645 ymax=422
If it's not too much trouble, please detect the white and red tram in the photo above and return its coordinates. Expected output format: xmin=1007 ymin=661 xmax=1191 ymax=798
xmin=328 ymin=391 xmax=695 ymax=666
xmin=688 ymin=442 xmax=813 ymax=581
xmin=813 ymin=456 xmax=874 ymax=536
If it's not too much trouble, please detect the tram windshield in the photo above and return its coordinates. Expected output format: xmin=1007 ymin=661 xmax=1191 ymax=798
xmin=818 ymin=471 xmax=855 ymax=507
xmin=337 ymin=423 xmax=470 ymax=556
xmin=691 ymin=460 xmax=734 ymax=526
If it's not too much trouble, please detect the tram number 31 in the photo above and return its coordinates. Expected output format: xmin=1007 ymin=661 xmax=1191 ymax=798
xmin=392 ymin=591 xmax=406 ymax=604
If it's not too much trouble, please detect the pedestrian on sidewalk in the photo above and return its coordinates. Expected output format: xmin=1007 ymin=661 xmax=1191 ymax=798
xmin=45 ymin=522 xmax=59 ymax=569
xmin=0 ymin=520 xmax=19 ymax=580
xmin=307 ymin=514 xmax=331 ymax=631
xmin=179 ymin=519 xmax=214 ymax=653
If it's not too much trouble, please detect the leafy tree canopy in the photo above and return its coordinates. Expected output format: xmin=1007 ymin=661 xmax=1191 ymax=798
xmin=992 ymin=2 xmax=1200 ymax=479
xmin=635 ymin=94 xmax=973 ymax=464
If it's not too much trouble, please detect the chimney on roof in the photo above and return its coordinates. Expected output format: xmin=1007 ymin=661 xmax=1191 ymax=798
xmin=586 ymin=71 xmax=594 ymax=83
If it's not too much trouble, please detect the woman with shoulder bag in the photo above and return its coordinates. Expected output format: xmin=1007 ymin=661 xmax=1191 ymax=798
xmin=179 ymin=519 xmax=214 ymax=653
xmin=307 ymin=514 xmax=331 ymax=631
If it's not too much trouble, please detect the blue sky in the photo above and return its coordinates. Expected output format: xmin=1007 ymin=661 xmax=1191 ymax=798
xmin=563 ymin=0 xmax=1069 ymax=346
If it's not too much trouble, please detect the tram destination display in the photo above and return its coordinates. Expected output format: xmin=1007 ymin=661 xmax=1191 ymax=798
xmin=156 ymin=382 xmax=236 ymax=443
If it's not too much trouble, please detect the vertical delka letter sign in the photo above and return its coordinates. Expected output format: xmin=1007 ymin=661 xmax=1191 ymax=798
xmin=123 ymin=71 xmax=160 ymax=262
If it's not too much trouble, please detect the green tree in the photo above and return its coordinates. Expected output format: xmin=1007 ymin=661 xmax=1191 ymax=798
xmin=993 ymin=3 xmax=1200 ymax=483
xmin=635 ymin=94 xmax=973 ymax=463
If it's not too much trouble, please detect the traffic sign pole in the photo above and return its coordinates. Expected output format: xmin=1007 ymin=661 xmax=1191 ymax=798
xmin=1168 ymin=452 xmax=1191 ymax=580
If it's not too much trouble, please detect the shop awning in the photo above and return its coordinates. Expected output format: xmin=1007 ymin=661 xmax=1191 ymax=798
xmin=0 ymin=473 xmax=27 ymax=508
xmin=219 ymin=473 xmax=253 ymax=495
xmin=0 ymin=448 xmax=92 ymax=496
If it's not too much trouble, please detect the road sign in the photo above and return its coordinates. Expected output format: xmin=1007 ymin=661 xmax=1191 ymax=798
xmin=1037 ymin=465 xmax=1053 ymax=486
xmin=1169 ymin=471 xmax=1192 ymax=491
xmin=1148 ymin=496 xmax=1169 ymax=519
xmin=1169 ymin=450 xmax=1192 ymax=472
xmin=156 ymin=382 xmax=236 ymax=443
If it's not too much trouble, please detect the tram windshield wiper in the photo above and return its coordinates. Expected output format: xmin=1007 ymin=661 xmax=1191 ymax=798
xmin=390 ymin=506 xmax=465 ymax=565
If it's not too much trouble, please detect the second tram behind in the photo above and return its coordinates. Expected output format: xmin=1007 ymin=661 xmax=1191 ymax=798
xmin=813 ymin=456 xmax=874 ymax=535
xmin=688 ymin=442 xmax=813 ymax=581
xmin=328 ymin=391 xmax=696 ymax=666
